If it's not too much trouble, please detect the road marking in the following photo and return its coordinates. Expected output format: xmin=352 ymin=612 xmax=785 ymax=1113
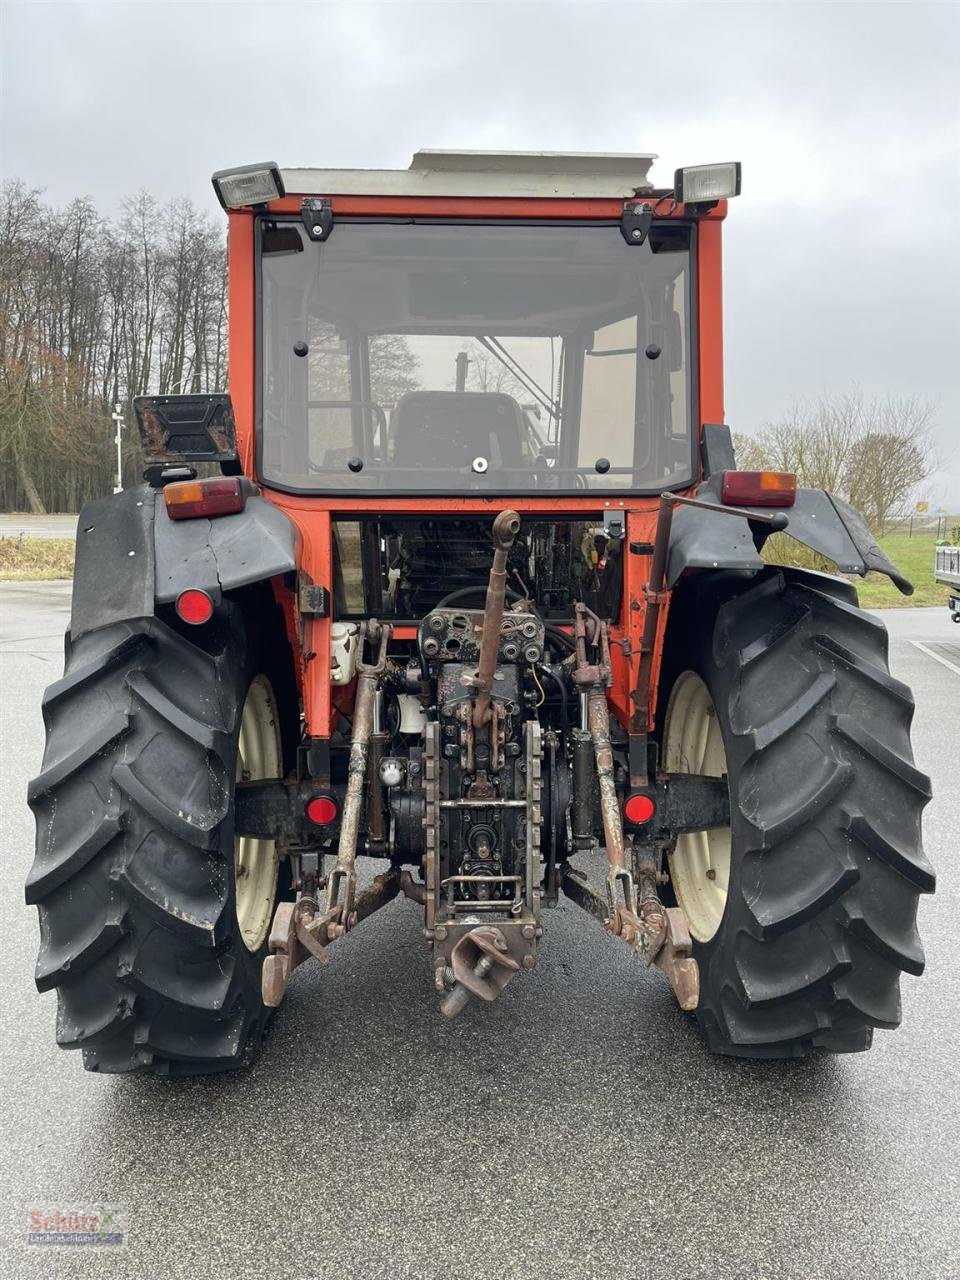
xmin=911 ymin=640 xmax=960 ymax=678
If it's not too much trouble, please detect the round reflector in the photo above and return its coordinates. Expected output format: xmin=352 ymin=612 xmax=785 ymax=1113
xmin=306 ymin=795 xmax=338 ymax=827
xmin=175 ymin=589 xmax=214 ymax=626
xmin=624 ymin=793 xmax=656 ymax=825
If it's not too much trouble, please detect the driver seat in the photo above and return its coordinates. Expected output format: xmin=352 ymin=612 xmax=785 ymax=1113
xmin=389 ymin=391 xmax=527 ymax=469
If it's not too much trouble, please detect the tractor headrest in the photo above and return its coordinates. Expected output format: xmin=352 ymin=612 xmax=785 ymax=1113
xmin=390 ymin=391 xmax=527 ymax=469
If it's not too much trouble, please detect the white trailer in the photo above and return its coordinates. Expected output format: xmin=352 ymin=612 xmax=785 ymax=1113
xmin=935 ymin=545 xmax=960 ymax=621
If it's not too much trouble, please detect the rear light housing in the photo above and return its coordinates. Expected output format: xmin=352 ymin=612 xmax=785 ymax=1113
xmin=720 ymin=470 xmax=797 ymax=508
xmin=306 ymin=795 xmax=339 ymax=827
xmin=624 ymin=792 xmax=656 ymax=826
xmin=164 ymin=476 xmax=246 ymax=521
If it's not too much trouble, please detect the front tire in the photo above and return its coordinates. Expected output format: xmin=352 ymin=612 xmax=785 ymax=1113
xmin=26 ymin=604 xmax=293 ymax=1075
xmin=660 ymin=568 xmax=935 ymax=1058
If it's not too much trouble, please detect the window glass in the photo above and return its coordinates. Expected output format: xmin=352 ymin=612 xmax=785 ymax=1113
xmin=260 ymin=221 xmax=693 ymax=493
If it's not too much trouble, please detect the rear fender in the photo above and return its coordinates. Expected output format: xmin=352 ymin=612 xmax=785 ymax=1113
xmin=70 ymin=484 xmax=298 ymax=640
xmin=665 ymin=475 xmax=912 ymax=596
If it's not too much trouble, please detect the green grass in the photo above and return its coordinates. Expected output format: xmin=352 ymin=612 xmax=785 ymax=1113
xmin=764 ymin=527 xmax=953 ymax=608
xmin=852 ymin=530 xmax=950 ymax=608
xmin=0 ymin=536 xmax=75 ymax=580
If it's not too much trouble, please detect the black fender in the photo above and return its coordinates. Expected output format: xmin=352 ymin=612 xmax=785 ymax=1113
xmin=665 ymin=474 xmax=912 ymax=596
xmin=71 ymin=484 xmax=298 ymax=640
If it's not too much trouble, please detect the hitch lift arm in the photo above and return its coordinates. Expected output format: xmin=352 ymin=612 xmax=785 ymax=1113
xmin=571 ymin=601 xmax=700 ymax=1011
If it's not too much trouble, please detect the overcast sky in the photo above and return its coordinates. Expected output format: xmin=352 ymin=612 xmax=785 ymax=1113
xmin=3 ymin=0 xmax=959 ymax=503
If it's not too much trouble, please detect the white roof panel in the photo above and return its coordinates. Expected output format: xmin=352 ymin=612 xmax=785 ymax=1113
xmin=281 ymin=149 xmax=657 ymax=199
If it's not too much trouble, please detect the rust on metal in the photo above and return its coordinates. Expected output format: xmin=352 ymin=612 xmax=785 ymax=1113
xmin=400 ymin=869 xmax=427 ymax=905
xmin=262 ymin=897 xmax=333 ymax=1007
xmin=440 ymin=926 xmax=521 ymax=1018
xmin=326 ymin=620 xmax=391 ymax=925
xmin=654 ymin=907 xmax=700 ymax=1010
xmin=133 ymin=393 xmax=239 ymax=466
xmin=262 ymin=870 xmax=401 ymax=1007
xmin=559 ymin=865 xmax=700 ymax=1010
xmin=349 ymin=869 xmax=401 ymax=927
xmin=571 ymin=603 xmax=629 ymax=881
xmin=472 ymin=509 xmax=521 ymax=728
xmin=587 ymin=686 xmax=627 ymax=871
xmin=563 ymin=599 xmax=701 ymax=1010
xmin=423 ymin=720 xmax=440 ymax=930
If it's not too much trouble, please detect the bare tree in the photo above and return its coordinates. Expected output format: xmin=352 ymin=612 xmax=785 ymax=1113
xmin=735 ymin=386 xmax=937 ymax=532
xmin=730 ymin=430 xmax=767 ymax=472
xmin=464 ymin=343 xmax=528 ymax=399
xmin=846 ymin=395 xmax=936 ymax=531
xmin=0 ymin=181 xmax=231 ymax=510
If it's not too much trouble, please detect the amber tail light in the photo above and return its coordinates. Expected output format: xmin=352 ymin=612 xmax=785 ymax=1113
xmin=164 ymin=477 xmax=246 ymax=520
xmin=720 ymin=470 xmax=797 ymax=508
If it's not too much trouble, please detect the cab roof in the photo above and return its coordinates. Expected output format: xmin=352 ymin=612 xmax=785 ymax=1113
xmin=280 ymin=149 xmax=658 ymax=200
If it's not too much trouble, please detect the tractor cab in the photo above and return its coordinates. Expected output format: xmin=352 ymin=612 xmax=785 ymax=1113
xmin=217 ymin=151 xmax=736 ymax=500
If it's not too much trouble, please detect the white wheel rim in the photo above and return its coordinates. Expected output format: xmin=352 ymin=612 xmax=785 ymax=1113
xmin=235 ymin=676 xmax=282 ymax=952
xmin=663 ymin=672 xmax=731 ymax=943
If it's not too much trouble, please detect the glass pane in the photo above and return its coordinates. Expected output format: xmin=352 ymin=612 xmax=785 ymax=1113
xmin=260 ymin=221 xmax=693 ymax=493
xmin=580 ymin=316 xmax=638 ymax=472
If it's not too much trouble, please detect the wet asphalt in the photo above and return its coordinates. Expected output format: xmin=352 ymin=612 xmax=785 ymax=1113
xmin=0 ymin=580 xmax=957 ymax=1280
xmin=0 ymin=515 xmax=78 ymax=541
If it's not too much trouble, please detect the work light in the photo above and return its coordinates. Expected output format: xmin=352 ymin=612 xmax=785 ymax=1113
xmin=674 ymin=162 xmax=741 ymax=205
xmin=211 ymin=161 xmax=285 ymax=209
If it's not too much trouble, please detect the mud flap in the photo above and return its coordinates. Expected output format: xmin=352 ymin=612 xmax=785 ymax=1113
xmin=666 ymin=476 xmax=913 ymax=595
xmin=69 ymin=483 xmax=298 ymax=640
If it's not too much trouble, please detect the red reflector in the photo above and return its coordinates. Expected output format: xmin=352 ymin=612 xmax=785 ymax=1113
xmin=720 ymin=470 xmax=797 ymax=508
xmin=175 ymin=589 xmax=214 ymax=625
xmin=624 ymin=793 xmax=656 ymax=825
xmin=165 ymin=476 xmax=246 ymax=520
xmin=306 ymin=795 xmax=338 ymax=827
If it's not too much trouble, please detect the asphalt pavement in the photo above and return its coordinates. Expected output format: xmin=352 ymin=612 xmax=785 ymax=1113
xmin=1 ymin=581 xmax=957 ymax=1280
xmin=0 ymin=515 xmax=78 ymax=541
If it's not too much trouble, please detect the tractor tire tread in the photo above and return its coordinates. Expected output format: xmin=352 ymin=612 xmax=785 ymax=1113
xmin=686 ymin=568 xmax=932 ymax=1058
xmin=27 ymin=614 xmax=273 ymax=1075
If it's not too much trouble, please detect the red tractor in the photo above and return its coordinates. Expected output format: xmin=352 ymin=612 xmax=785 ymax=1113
xmin=27 ymin=152 xmax=934 ymax=1074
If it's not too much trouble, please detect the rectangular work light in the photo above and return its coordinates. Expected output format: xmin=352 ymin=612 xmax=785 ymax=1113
xmin=211 ymin=161 xmax=285 ymax=210
xmin=674 ymin=162 xmax=742 ymax=205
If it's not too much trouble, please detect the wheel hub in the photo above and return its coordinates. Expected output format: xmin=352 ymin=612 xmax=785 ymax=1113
xmin=235 ymin=676 xmax=282 ymax=952
xmin=663 ymin=672 xmax=731 ymax=943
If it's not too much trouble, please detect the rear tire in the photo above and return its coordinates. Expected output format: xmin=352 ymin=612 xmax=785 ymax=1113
xmin=660 ymin=568 xmax=935 ymax=1058
xmin=26 ymin=603 xmax=294 ymax=1075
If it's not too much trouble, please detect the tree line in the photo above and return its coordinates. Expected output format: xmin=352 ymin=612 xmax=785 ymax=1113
xmin=733 ymin=389 xmax=938 ymax=533
xmin=0 ymin=181 xmax=939 ymax=527
xmin=0 ymin=181 xmax=227 ymax=512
